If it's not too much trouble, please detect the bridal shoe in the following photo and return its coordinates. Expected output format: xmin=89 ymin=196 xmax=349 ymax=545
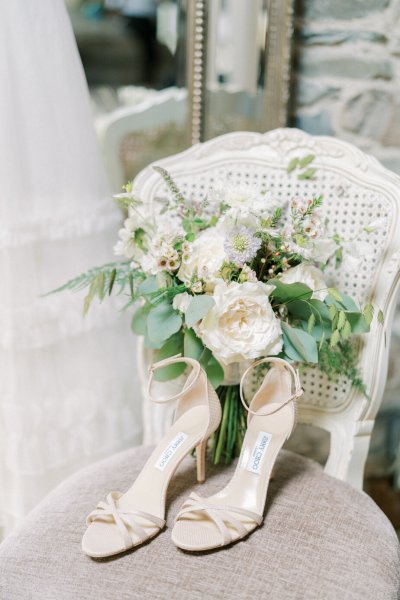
xmin=171 ymin=357 xmax=303 ymax=551
xmin=82 ymin=355 xmax=221 ymax=558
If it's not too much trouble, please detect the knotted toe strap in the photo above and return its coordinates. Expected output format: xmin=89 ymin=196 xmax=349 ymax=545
xmin=86 ymin=492 xmax=165 ymax=550
xmin=175 ymin=492 xmax=262 ymax=546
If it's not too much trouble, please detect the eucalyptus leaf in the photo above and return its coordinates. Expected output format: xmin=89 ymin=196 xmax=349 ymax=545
xmin=337 ymin=293 xmax=359 ymax=312
xmin=307 ymin=313 xmax=316 ymax=334
xmin=131 ymin=304 xmax=147 ymax=335
xmin=138 ymin=276 xmax=158 ymax=296
xmin=184 ymin=327 xmax=204 ymax=359
xmin=143 ymin=331 xmax=163 ymax=349
xmin=147 ymin=302 xmax=182 ymax=344
xmin=282 ymin=322 xmax=318 ymax=363
xmin=269 ymin=280 xmax=313 ymax=304
xmin=205 ymin=354 xmax=225 ymax=389
xmin=346 ymin=312 xmax=370 ymax=333
xmin=287 ymin=298 xmax=331 ymax=322
xmin=302 ymin=321 xmax=332 ymax=342
xmin=327 ymin=287 xmax=343 ymax=303
xmin=153 ymin=333 xmax=185 ymax=381
xmin=185 ymin=295 xmax=215 ymax=327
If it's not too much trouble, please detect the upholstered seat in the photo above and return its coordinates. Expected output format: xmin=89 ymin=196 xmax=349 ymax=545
xmin=0 ymin=446 xmax=398 ymax=599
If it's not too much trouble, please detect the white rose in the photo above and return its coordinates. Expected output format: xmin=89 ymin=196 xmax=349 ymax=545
xmin=280 ymin=263 xmax=328 ymax=301
xmin=114 ymin=216 xmax=142 ymax=260
xmin=172 ymin=292 xmax=191 ymax=313
xmin=177 ymin=228 xmax=226 ymax=286
xmin=198 ymin=281 xmax=283 ymax=365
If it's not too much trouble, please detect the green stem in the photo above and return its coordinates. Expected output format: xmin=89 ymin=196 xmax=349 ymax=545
xmin=214 ymin=387 xmax=230 ymax=465
xmin=226 ymin=388 xmax=238 ymax=464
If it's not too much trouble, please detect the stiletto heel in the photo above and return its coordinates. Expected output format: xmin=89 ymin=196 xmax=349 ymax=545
xmin=82 ymin=355 xmax=221 ymax=558
xmin=196 ymin=439 xmax=208 ymax=483
xmin=172 ymin=357 xmax=303 ymax=551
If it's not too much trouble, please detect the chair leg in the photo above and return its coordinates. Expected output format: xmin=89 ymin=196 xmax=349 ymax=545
xmin=324 ymin=426 xmax=373 ymax=490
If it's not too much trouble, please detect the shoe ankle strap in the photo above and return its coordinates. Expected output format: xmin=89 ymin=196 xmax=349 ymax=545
xmin=147 ymin=354 xmax=202 ymax=404
xmin=239 ymin=357 xmax=303 ymax=417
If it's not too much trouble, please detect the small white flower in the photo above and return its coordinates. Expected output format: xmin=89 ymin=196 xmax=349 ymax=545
xmin=114 ymin=216 xmax=142 ymax=259
xmin=198 ymin=281 xmax=282 ymax=365
xmin=191 ymin=281 xmax=203 ymax=294
xmin=280 ymin=263 xmax=328 ymax=301
xmin=239 ymin=264 xmax=258 ymax=283
xmin=177 ymin=228 xmax=226 ymax=287
xmin=172 ymin=292 xmax=191 ymax=313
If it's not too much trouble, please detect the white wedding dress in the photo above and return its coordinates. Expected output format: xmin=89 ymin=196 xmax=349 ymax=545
xmin=0 ymin=0 xmax=142 ymax=537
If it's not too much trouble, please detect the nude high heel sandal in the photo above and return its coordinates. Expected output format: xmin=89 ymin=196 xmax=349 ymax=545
xmin=82 ymin=355 xmax=221 ymax=558
xmin=171 ymin=357 xmax=303 ymax=552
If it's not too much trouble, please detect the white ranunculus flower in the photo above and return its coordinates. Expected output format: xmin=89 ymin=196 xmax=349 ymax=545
xmin=280 ymin=263 xmax=328 ymax=301
xmin=198 ymin=281 xmax=282 ymax=365
xmin=177 ymin=227 xmax=226 ymax=286
xmin=172 ymin=292 xmax=191 ymax=313
xmin=217 ymin=207 xmax=259 ymax=232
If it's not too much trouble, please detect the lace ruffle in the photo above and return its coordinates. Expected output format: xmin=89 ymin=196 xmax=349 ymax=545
xmin=0 ymin=198 xmax=120 ymax=249
xmin=0 ymin=294 xmax=126 ymax=349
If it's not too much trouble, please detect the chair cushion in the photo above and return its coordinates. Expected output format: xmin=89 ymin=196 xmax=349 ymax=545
xmin=0 ymin=447 xmax=399 ymax=600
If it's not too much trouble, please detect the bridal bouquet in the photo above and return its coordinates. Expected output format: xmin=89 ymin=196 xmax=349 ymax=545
xmin=57 ymin=157 xmax=382 ymax=464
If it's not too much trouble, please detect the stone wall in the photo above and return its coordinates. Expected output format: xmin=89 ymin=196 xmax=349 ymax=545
xmin=292 ymin=0 xmax=400 ymax=174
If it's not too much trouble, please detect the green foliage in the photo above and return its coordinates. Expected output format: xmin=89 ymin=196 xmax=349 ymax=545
xmin=47 ymin=261 xmax=135 ymax=295
xmin=205 ymin=354 xmax=224 ymax=389
xmin=307 ymin=312 xmax=316 ymax=334
xmin=269 ymin=280 xmax=313 ymax=304
xmin=330 ymin=329 xmax=340 ymax=348
xmin=152 ymin=166 xmax=186 ymax=205
xmin=147 ymin=301 xmax=182 ymax=345
xmin=318 ymin=340 xmax=366 ymax=395
xmin=184 ymin=327 xmax=204 ymax=359
xmin=185 ymin=295 xmax=215 ymax=327
xmin=337 ymin=311 xmax=346 ymax=331
xmin=152 ymin=332 xmax=185 ymax=381
xmin=363 ymin=303 xmax=374 ymax=326
xmin=287 ymin=157 xmax=299 ymax=173
xmin=287 ymin=154 xmax=316 ymax=179
xmin=298 ymin=168 xmax=317 ymax=180
xmin=327 ymin=287 xmax=343 ymax=303
xmin=282 ymin=322 xmax=318 ymax=363
xmin=299 ymin=154 xmax=316 ymax=168
xmin=131 ymin=304 xmax=148 ymax=335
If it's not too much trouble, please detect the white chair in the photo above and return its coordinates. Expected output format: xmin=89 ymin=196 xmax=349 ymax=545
xmin=1 ymin=129 xmax=399 ymax=599
xmin=134 ymin=128 xmax=400 ymax=490
xmin=96 ymin=87 xmax=188 ymax=190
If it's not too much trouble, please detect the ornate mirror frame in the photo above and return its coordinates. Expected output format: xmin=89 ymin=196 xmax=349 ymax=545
xmin=186 ymin=0 xmax=295 ymax=145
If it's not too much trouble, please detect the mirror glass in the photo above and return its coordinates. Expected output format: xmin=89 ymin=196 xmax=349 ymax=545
xmin=205 ymin=0 xmax=269 ymax=139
